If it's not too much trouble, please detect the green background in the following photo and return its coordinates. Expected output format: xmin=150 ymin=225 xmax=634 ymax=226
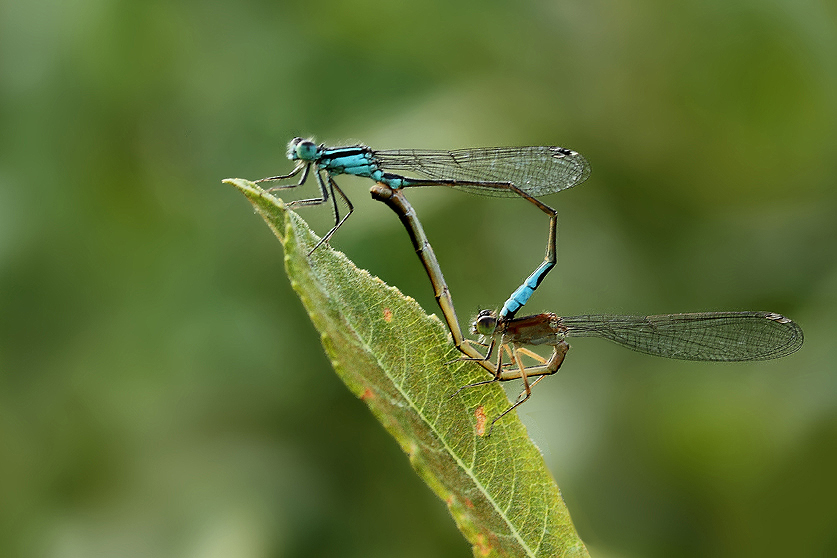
xmin=2 ymin=0 xmax=835 ymax=557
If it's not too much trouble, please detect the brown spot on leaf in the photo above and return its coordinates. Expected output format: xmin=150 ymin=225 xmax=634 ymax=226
xmin=383 ymin=308 xmax=393 ymax=322
xmin=475 ymin=406 xmax=487 ymax=436
xmin=474 ymin=533 xmax=493 ymax=556
xmin=360 ymin=388 xmax=374 ymax=401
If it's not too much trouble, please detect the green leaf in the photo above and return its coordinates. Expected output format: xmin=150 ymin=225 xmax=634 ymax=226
xmin=224 ymin=178 xmax=589 ymax=558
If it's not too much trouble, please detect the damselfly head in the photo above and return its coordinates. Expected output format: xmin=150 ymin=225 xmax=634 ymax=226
xmin=287 ymin=137 xmax=318 ymax=161
xmin=471 ymin=310 xmax=499 ymax=336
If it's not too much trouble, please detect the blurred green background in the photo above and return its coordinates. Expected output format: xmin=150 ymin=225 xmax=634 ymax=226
xmin=1 ymin=0 xmax=835 ymax=556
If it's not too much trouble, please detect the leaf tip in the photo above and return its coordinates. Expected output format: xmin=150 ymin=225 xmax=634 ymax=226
xmin=223 ymin=178 xmax=287 ymax=206
xmin=221 ymin=177 xmax=255 ymax=190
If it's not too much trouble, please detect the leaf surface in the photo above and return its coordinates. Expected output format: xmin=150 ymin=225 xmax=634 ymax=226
xmin=225 ymin=178 xmax=588 ymax=558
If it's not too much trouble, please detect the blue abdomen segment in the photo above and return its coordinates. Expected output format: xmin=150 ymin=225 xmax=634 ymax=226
xmin=499 ymin=260 xmax=555 ymax=318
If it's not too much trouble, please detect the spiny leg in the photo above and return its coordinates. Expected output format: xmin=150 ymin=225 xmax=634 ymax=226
xmin=543 ymin=340 xmax=569 ymax=375
xmin=307 ymin=174 xmax=354 ymax=254
xmin=498 ymin=341 xmax=569 ymax=379
xmin=449 ymin=336 xmax=506 ymax=399
xmin=485 ymin=341 xmax=569 ymax=435
xmin=486 ymin=345 xmax=533 ymax=437
xmin=285 ymin=167 xmax=332 ymax=208
xmin=256 ymin=161 xmax=309 ymax=188
xmin=502 ymin=343 xmax=516 ymax=365
xmin=509 ymin=346 xmax=548 ymax=365
xmin=449 ymin=336 xmax=495 ymax=366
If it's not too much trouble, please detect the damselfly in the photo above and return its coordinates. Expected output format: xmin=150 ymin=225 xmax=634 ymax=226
xmin=468 ymin=309 xmax=804 ymax=435
xmin=258 ymin=138 xmax=591 ymax=318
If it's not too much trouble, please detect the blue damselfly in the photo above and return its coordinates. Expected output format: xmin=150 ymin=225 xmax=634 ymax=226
xmin=259 ymin=138 xmax=591 ymax=318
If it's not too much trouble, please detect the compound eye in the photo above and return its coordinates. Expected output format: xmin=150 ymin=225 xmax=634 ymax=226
xmin=473 ymin=311 xmax=498 ymax=336
xmin=295 ymin=140 xmax=318 ymax=160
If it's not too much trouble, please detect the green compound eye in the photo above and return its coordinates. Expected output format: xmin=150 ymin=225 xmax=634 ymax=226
xmin=473 ymin=311 xmax=498 ymax=336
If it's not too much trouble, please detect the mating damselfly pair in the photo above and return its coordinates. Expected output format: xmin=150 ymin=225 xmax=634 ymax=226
xmin=257 ymin=137 xmax=803 ymax=435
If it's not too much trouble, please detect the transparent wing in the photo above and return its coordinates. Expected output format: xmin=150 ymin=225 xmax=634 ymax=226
xmin=373 ymin=146 xmax=591 ymax=197
xmin=560 ymin=311 xmax=803 ymax=361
